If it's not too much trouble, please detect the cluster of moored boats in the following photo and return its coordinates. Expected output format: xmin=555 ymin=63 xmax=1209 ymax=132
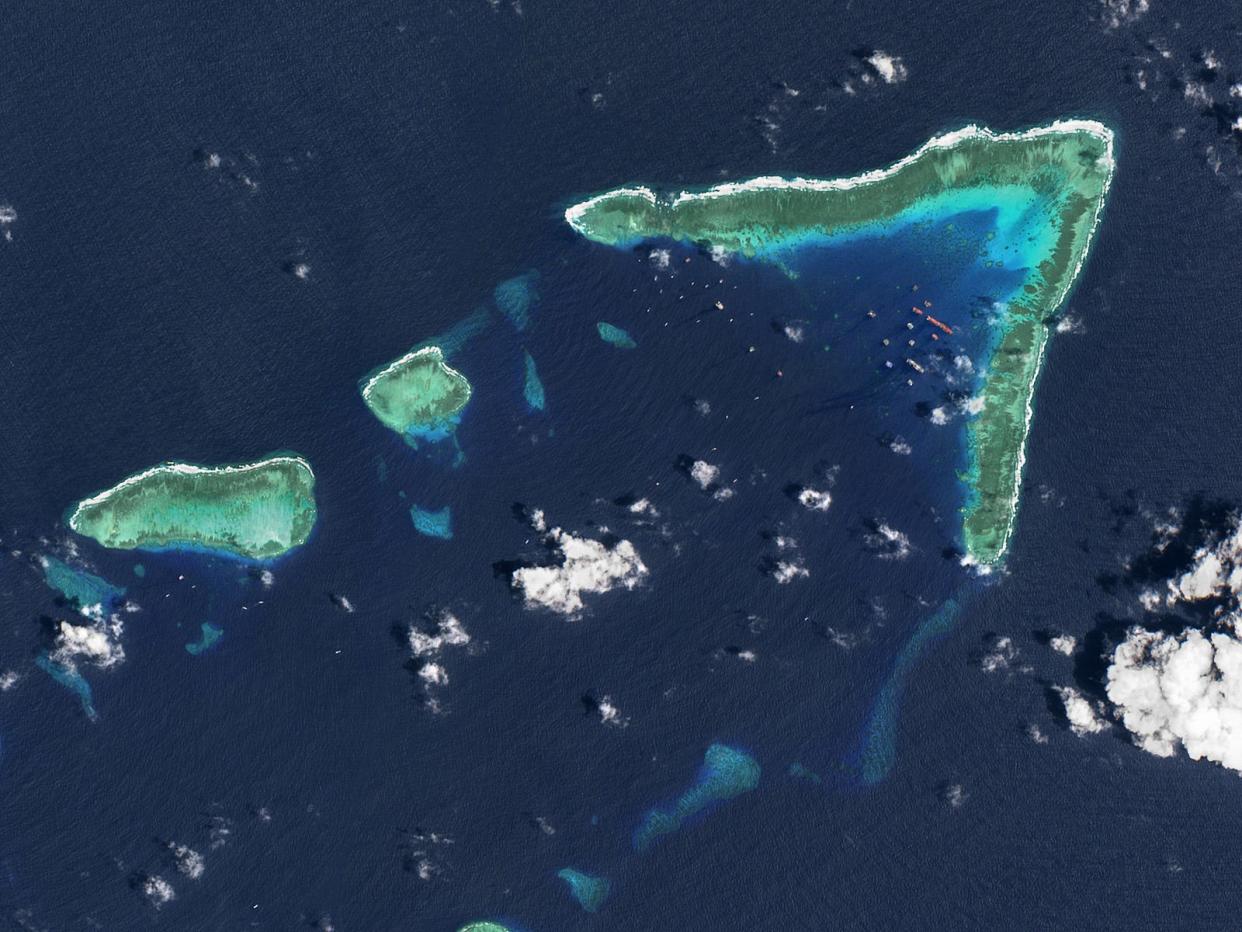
xmin=866 ymin=298 xmax=957 ymax=386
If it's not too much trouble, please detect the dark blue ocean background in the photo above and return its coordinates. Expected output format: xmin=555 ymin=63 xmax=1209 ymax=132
xmin=3 ymin=1 xmax=1242 ymax=929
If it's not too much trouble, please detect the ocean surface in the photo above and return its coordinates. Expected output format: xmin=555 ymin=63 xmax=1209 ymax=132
xmin=4 ymin=1 xmax=1242 ymax=929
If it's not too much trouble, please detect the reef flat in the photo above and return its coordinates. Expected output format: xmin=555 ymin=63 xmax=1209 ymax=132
xmin=597 ymin=321 xmax=637 ymax=349
xmin=40 ymin=557 xmax=125 ymax=613
xmin=185 ymin=623 xmax=224 ymax=656
xmin=68 ymin=455 xmax=318 ymax=561
xmin=556 ymin=868 xmax=611 ymax=913
xmin=566 ymin=121 xmax=1115 ymax=565
xmin=522 ymin=350 xmax=546 ymax=411
xmin=633 ymin=743 xmax=760 ymax=851
xmin=361 ymin=345 xmax=473 ymax=446
xmin=410 ymin=504 xmax=453 ymax=540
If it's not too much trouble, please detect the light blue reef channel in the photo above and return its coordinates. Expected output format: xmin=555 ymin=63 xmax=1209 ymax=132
xmin=522 ymin=350 xmax=546 ymax=411
xmin=556 ymin=869 xmax=611 ymax=913
xmin=185 ymin=623 xmax=224 ymax=656
xmin=36 ymin=653 xmax=97 ymax=721
xmin=410 ymin=505 xmax=453 ymax=540
xmin=633 ymin=744 xmax=760 ymax=851
xmin=493 ymin=270 xmax=540 ymax=332
xmin=854 ymin=598 xmax=962 ymax=785
xmin=597 ymin=322 xmax=637 ymax=349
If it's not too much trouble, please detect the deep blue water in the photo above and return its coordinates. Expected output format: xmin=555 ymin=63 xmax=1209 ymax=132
xmin=4 ymin=1 xmax=1242 ymax=929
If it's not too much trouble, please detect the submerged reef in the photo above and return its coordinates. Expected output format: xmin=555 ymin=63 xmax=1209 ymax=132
xmin=40 ymin=557 xmax=125 ymax=612
xmin=68 ymin=455 xmax=317 ymax=561
xmin=185 ymin=623 xmax=224 ymax=656
xmin=361 ymin=346 xmax=472 ymax=447
xmin=457 ymin=924 xmax=514 ymax=932
xmin=522 ymin=350 xmax=546 ymax=411
xmin=556 ymin=868 xmax=611 ymax=913
xmin=494 ymin=270 xmax=540 ymax=331
xmin=410 ymin=505 xmax=453 ymax=540
xmin=35 ymin=653 xmax=97 ymax=720
xmin=633 ymin=743 xmax=761 ymax=851
xmin=597 ymin=321 xmax=637 ymax=349
xmin=854 ymin=598 xmax=961 ymax=785
xmin=566 ymin=121 xmax=1116 ymax=565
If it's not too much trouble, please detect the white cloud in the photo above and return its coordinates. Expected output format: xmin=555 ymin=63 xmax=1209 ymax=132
xmin=409 ymin=610 xmax=470 ymax=658
xmin=511 ymin=514 xmax=648 ymax=616
xmin=1027 ymin=723 xmax=1050 ymax=745
xmin=596 ymin=695 xmax=628 ymax=728
xmin=141 ymin=875 xmax=176 ymax=908
xmin=889 ymin=436 xmax=912 ymax=455
xmin=930 ymin=406 xmax=951 ymax=426
xmin=1054 ymin=685 xmax=1109 ymax=737
xmin=168 ymin=843 xmax=204 ymax=880
xmin=52 ymin=618 xmax=124 ymax=670
xmin=1050 ymin=634 xmax=1078 ymax=656
xmin=1165 ymin=519 xmax=1242 ymax=604
xmin=649 ymin=248 xmax=671 ymax=270
xmin=419 ymin=662 xmax=449 ymax=687
xmin=0 ymin=671 xmax=20 ymax=691
xmin=980 ymin=636 xmax=1018 ymax=673
xmin=690 ymin=460 xmax=720 ymax=490
xmin=865 ymin=523 xmax=911 ymax=559
xmin=1106 ymin=627 xmax=1242 ymax=772
xmin=772 ymin=560 xmax=809 ymax=584
xmin=797 ymin=487 xmax=832 ymax=511
xmin=783 ymin=323 xmax=805 ymax=343
xmin=865 ymin=50 xmax=908 ymax=84
xmin=628 ymin=497 xmax=659 ymax=517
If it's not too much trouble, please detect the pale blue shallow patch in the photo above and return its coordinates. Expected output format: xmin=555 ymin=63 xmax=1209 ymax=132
xmin=40 ymin=557 xmax=125 ymax=613
xmin=633 ymin=743 xmax=760 ymax=851
xmin=185 ymin=623 xmax=225 ymax=655
xmin=411 ymin=505 xmax=453 ymax=540
xmin=522 ymin=350 xmax=546 ymax=411
xmin=853 ymin=598 xmax=961 ymax=785
xmin=556 ymin=868 xmax=611 ymax=913
xmin=36 ymin=653 xmax=97 ymax=721
xmin=597 ymin=322 xmax=637 ymax=349
xmin=494 ymin=270 xmax=540 ymax=331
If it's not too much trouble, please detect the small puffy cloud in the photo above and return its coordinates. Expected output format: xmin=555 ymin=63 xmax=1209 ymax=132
xmin=889 ymin=436 xmax=912 ymax=455
xmin=140 ymin=874 xmax=175 ymax=908
xmin=1026 ymin=723 xmax=1050 ymax=745
xmin=1050 ymin=634 xmax=1078 ymax=656
xmin=1054 ymin=685 xmax=1109 ymax=737
xmin=930 ymin=406 xmax=951 ymax=426
xmin=1106 ymin=627 xmax=1242 ymax=772
xmin=0 ymin=671 xmax=21 ymax=691
xmin=979 ymin=636 xmax=1019 ymax=673
xmin=690 ymin=460 xmax=719 ymax=490
xmin=772 ymin=560 xmax=809 ymax=584
xmin=649 ymin=248 xmax=671 ymax=270
xmin=168 ymin=843 xmax=204 ymax=880
xmin=864 ymin=522 xmax=911 ymax=560
xmin=797 ymin=487 xmax=832 ymax=511
xmin=510 ymin=513 xmax=648 ymax=617
xmin=864 ymin=50 xmax=908 ymax=84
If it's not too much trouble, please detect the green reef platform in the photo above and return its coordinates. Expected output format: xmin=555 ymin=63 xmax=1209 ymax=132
xmin=68 ymin=455 xmax=318 ymax=562
xmin=565 ymin=120 xmax=1116 ymax=565
xmin=360 ymin=345 xmax=472 ymax=446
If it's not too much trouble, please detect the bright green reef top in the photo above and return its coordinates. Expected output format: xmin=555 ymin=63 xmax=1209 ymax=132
xmin=360 ymin=345 xmax=472 ymax=441
xmin=68 ymin=455 xmax=318 ymax=561
xmin=565 ymin=120 xmax=1116 ymax=565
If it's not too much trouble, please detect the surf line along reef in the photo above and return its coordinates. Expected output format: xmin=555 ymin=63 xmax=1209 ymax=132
xmin=565 ymin=120 xmax=1116 ymax=566
xmin=67 ymin=455 xmax=318 ymax=561
xmin=360 ymin=344 xmax=472 ymax=447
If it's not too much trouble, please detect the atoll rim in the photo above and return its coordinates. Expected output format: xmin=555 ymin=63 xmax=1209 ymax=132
xmin=68 ymin=455 xmax=318 ymax=561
